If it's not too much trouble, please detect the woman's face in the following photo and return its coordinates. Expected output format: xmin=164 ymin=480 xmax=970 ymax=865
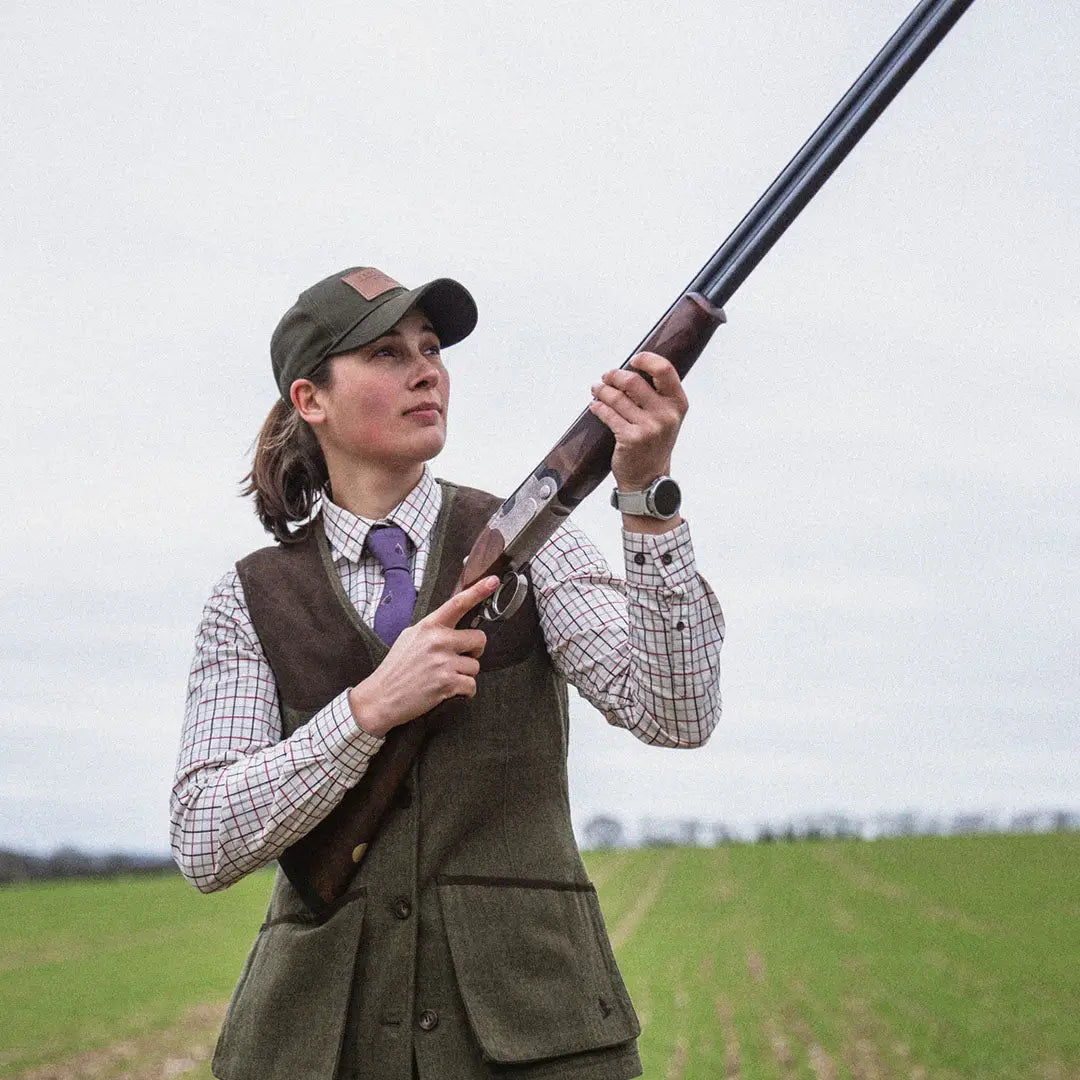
xmin=306 ymin=308 xmax=450 ymax=472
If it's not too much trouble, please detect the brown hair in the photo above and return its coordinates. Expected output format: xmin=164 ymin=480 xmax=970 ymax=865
xmin=242 ymin=364 xmax=334 ymax=544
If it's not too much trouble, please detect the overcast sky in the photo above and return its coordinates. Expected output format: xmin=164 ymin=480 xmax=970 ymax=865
xmin=3 ymin=0 xmax=1077 ymax=854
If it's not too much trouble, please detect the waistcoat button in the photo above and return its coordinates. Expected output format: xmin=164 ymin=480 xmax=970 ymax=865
xmin=418 ymin=1009 xmax=439 ymax=1031
xmin=394 ymin=897 xmax=412 ymax=919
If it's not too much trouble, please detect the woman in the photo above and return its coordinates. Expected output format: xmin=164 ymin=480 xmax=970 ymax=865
xmin=171 ymin=266 xmax=724 ymax=1080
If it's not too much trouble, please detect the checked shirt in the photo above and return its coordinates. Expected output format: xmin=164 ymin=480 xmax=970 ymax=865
xmin=171 ymin=467 xmax=724 ymax=892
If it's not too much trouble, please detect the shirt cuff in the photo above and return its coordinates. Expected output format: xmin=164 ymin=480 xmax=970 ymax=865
xmin=305 ymin=689 xmax=385 ymax=784
xmin=622 ymin=519 xmax=696 ymax=590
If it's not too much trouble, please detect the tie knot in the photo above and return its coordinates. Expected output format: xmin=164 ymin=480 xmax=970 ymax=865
xmin=366 ymin=525 xmax=411 ymax=573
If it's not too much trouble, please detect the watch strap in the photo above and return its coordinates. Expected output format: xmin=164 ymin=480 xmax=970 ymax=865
xmin=610 ymin=475 xmax=681 ymax=519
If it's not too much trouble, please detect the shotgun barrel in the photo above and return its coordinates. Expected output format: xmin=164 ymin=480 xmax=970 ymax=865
xmin=687 ymin=0 xmax=976 ymax=312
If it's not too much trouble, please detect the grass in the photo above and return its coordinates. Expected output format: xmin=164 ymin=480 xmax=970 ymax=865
xmin=2 ymin=833 xmax=1078 ymax=1079
xmin=616 ymin=834 xmax=1080 ymax=1079
xmin=0 ymin=869 xmax=273 ymax=1077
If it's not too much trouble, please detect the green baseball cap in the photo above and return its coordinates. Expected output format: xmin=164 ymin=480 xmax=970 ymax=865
xmin=271 ymin=266 xmax=478 ymax=400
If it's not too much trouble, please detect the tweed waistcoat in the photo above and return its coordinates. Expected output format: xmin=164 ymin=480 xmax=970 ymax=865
xmin=212 ymin=481 xmax=642 ymax=1080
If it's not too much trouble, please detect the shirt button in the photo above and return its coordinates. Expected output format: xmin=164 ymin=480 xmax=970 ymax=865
xmin=394 ymin=897 xmax=412 ymax=919
xmin=633 ymin=553 xmax=646 ymax=565
xmin=676 ymin=622 xmax=686 ymax=632
xmin=418 ymin=1009 xmax=439 ymax=1031
xmin=661 ymin=552 xmax=673 ymax=565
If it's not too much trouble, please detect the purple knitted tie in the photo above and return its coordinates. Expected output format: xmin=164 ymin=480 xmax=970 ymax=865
xmin=366 ymin=525 xmax=416 ymax=645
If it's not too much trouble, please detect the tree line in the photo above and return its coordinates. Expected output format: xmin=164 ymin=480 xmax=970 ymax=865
xmin=0 ymin=847 xmax=175 ymax=885
xmin=581 ymin=807 xmax=1080 ymax=849
xmin=3 ymin=807 xmax=1076 ymax=883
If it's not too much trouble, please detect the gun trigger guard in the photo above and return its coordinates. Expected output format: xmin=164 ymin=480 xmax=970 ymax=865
xmin=483 ymin=572 xmax=528 ymax=623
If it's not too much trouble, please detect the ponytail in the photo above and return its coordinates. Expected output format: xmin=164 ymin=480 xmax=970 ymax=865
xmin=242 ymin=367 xmax=333 ymax=544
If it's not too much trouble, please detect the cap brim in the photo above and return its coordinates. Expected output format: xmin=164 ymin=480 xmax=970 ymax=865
xmin=329 ymin=277 xmax=477 ymax=356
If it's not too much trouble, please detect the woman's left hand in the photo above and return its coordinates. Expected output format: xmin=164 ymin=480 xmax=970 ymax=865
xmin=588 ymin=351 xmax=689 ymax=493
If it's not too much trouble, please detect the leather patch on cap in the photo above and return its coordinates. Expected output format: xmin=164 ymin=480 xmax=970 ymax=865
xmin=341 ymin=268 xmax=403 ymax=300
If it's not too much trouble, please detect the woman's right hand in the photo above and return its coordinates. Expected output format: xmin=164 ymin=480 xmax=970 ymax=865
xmin=347 ymin=575 xmax=500 ymax=738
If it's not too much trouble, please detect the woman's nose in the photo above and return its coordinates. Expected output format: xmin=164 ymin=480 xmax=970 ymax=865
xmin=411 ymin=353 xmax=442 ymax=387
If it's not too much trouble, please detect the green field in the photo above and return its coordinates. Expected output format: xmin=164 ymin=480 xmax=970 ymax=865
xmin=2 ymin=833 xmax=1078 ymax=1079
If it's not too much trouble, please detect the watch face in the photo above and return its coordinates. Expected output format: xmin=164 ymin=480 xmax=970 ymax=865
xmin=650 ymin=477 xmax=681 ymax=517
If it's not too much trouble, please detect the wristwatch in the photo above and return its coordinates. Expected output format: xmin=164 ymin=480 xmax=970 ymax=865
xmin=610 ymin=475 xmax=682 ymax=519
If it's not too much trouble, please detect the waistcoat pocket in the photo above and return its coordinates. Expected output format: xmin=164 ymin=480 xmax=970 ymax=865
xmin=212 ymin=890 xmax=367 ymax=1080
xmin=436 ymin=876 xmax=640 ymax=1065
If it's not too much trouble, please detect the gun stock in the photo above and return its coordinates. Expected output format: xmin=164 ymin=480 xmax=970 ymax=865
xmin=278 ymin=708 xmax=432 ymax=914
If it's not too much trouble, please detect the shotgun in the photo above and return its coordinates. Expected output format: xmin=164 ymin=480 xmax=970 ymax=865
xmin=280 ymin=0 xmax=977 ymax=914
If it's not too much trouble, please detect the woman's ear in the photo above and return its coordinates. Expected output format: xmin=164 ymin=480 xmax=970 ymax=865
xmin=290 ymin=378 xmax=325 ymax=425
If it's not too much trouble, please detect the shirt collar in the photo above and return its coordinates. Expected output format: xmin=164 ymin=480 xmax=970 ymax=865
xmin=321 ymin=466 xmax=442 ymax=565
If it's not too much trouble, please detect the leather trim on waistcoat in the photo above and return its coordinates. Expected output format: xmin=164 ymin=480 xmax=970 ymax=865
xmin=235 ymin=480 xmax=541 ymax=728
xmin=438 ymin=874 xmax=596 ymax=892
